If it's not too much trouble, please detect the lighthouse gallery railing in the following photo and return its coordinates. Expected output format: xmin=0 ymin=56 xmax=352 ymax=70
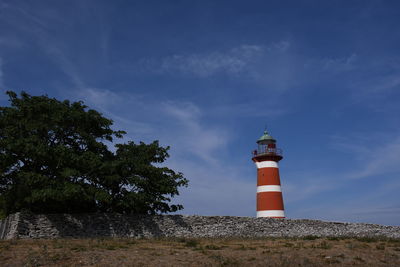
xmin=252 ymin=148 xmax=283 ymax=157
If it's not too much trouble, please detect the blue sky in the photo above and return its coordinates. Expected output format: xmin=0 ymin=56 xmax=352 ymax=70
xmin=1 ymin=0 xmax=400 ymax=225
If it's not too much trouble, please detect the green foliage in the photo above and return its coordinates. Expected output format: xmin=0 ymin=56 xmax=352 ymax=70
xmin=0 ymin=91 xmax=188 ymax=216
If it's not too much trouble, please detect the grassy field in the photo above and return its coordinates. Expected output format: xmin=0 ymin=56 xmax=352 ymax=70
xmin=1 ymin=236 xmax=400 ymax=266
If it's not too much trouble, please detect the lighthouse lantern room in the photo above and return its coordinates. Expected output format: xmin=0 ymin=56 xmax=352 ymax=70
xmin=252 ymin=130 xmax=285 ymax=218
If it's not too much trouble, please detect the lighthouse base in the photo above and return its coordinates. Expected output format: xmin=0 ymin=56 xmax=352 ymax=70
xmin=257 ymin=210 xmax=285 ymax=218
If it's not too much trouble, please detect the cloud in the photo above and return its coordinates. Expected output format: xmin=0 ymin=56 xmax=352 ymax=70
xmin=290 ymin=183 xmax=400 ymax=225
xmin=357 ymin=74 xmax=400 ymax=95
xmin=163 ymin=101 xmax=201 ymax=121
xmin=140 ymin=42 xmax=290 ymax=79
xmin=279 ymin=131 xmax=400 ymax=225
xmin=268 ymin=41 xmax=290 ymax=52
xmin=131 ymin=41 xmax=307 ymax=94
xmin=0 ymin=1 xmax=110 ymax=91
xmin=324 ymin=55 xmax=400 ymax=110
xmin=158 ymin=45 xmax=264 ymax=77
xmin=373 ymin=75 xmax=400 ymax=92
xmin=279 ymin=131 xmax=400 ymax=222
xmin=331 ymin=132 xmax=400 ymax=179
xmin=286 ymin=165 xmax=400 ymax=225
xmin=291 ymin=203 xmax=400 ymax=226
xmin=161 ymin=101 xmax=229 ymax=163
xmin=322 ymin=54 xmax=358 ymax=72
xmin=348 ymin=136 xmax=400 ymax=179
xmin=283 ymin=174 xmax=338 ymax=204
xmin=344 ymin=72 xmax=400 ymax=115
xmin=65 ymin=88 xmax=231 ymax=164
xmin=75 ymin=87 xmax=125 ymax=110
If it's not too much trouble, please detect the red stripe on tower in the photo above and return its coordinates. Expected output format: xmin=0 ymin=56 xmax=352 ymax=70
xmin=252 ymin=130 xmax=285 ymax=218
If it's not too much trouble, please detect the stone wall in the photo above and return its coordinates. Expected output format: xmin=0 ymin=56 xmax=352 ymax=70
xmin=1 ymin=212 xmax=399 ymax=240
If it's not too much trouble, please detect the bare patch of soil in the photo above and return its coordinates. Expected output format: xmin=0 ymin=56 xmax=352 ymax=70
xmin=1 ymin=237 xmax=399 ymax=266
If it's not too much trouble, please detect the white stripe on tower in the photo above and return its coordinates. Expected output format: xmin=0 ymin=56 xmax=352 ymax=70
xmin=255 ymin=161 xmax=278 ymax=169
xmin=257 ymin=210 xmax=285 ymax=218
xmin=257 ymin=185 xmax=282 ymax=193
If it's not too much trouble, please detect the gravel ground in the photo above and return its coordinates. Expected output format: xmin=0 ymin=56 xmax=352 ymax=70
xmin=1 ymin=212 xmax=400 ymax=240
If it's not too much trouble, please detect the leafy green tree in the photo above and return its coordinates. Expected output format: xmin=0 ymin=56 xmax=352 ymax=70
xmin=0 ymin=91 xmax=188 ymax=217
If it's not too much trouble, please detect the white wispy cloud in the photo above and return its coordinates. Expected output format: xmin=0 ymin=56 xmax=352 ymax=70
xmin=141 ymin=41 xmax=290 ymax=79
xmin=159 ymin=45 xmax=264 ymax=77
xmin=161 ymin=101 xmax=229 ymax=163
xmin=329 ymin=55 xmax=400 ymax=110
xmin=283 ymin=173 xmax=339 ymax=204
xmin=163 ymin=101 xmax=201 ymax=121
xmin=357 ymin=74 xmax=400 ymax=94
xmin=348 ymin=136 xmax=400 ymax=179
xmin=66 ymin=88 xmax=231 ymax=164
xmin=75 ymin=88 xmax=125 ymax=110
xmin=344 ymin=73 xmax=400 ymax=115
xmin=280 ymin=131 xmax=400 ymax=219
xmin=373 ymin=75 xmax=400 ymax=92
xmin=322 ymin=53 xmax=358 ymax=72
xmin=290 ymin=184 xmax=400 ymax=225
xmin=330 ymin=132 xmax=400 ymax=179
xmin=291 ymin=203 xmax=400 ymax=225
xmin=0 ymin=1 xmax=110 ymax=91
xmin=278 ymin=129 xmax=400 ymax=225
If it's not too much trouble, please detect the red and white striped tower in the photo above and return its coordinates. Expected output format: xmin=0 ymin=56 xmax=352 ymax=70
xmin=252 ymin=130 xmax=285 ymax=218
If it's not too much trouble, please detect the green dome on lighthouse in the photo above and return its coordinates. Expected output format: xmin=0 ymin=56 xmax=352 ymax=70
xmin=257 ymin=130 xmax=276 ymax=144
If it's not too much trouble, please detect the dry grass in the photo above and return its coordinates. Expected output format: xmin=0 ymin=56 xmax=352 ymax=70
xmin=0 ymin=236 xmax=399 ymax=266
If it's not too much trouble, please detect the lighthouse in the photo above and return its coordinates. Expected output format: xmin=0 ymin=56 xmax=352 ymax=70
xmin=252 ymin=130 xmax=285 ymax=218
